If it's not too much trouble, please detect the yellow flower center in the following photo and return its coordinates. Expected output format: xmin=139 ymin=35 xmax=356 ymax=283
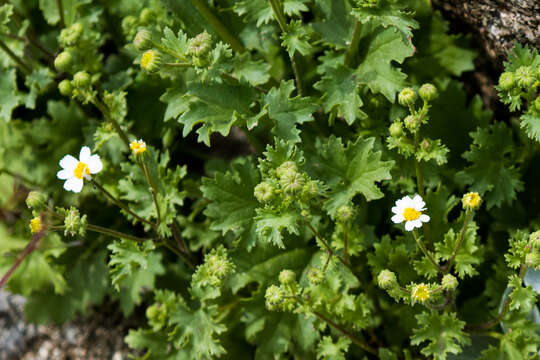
xmin=412 ymin=284 xmax=430 ymax=302
xmin=140 ymin=51 xmax=156 ymax=69
xmin=463 ymin=192 xmax=481 ymax=209
xmin=73 ymin=161 xmax=90 ymax=179
xmin=30 ymin=217 xmax=42 ymax=234
xmin=130 ymin=140 xmax=147 ymax=154
xmin=403 ymin=207 xmax=421 ymax=221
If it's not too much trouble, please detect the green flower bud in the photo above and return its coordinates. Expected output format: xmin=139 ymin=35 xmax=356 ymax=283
xmin=302 ymin=180 xmax=318 ymax=199
xmin=121 ymin=15 xmax=138 ymax=38
xmin=279 ymin=269 xmax=296 ymax=285
xmin=525 ymin=252 xmax=540 ymax=269
xmin=529 ymin=231 xmax=540 ymax=249
xmin=336 ymin=205 xmax=354 ymax=223
xmin=72 ymin=71 xmax=91 ymax=88
xmin=420 ymin=138 xmax=431 ymax=150
xmin=300 ymin=209 xmax=311 ymax=219
xmin=205 ymin=251 xmax=235 ymax=284
xmin=534 ymin=97 xmax=540 ymax=112
xmin=26 ymin=191 xmax=47 ymax=210
xmin=59 ymin=22 xmax=83 ymax=46
xmin=389 ymin=122 xmax=403 ymax=137
xmin=280 ymin=171 xmax=305 ymax=194
xmin=58 ymin=79 xmax=72 ymax=96
xmin=265 ymin=285 xmax=284 ymax=311
xmin=54 ymin=51 xmax=73 ymax=72
xmin=188 ymin=31 xmax=213 ymax=57
xmin=419 ymin=83 xmax=438 ymax=101
xmin=139 ymin=8 xmax=154 ymax=24
xmin=140 ymin=49 xmax=162 ymax=73
xmin=398 ymin=87 xmax=417 ymax=107
xmin=515 ymin=66 xmax=535 ymax=88
xmin=254 ymin=181 xmax=275 ymax=203
xmin=276 ymin=161 xmax=298 ymax=179
xmin=441 ymin=274 xmax=458 ymax=291
xmin=146 ymin=303 xmax=167 ymax=331
xmin=403 ymin=114 xmax=420 ymax=132
xmin=133 ymin=29 xmax=153 ymax=50
xmin=307 ymin=268 xmax=324 ymax=286
xmin=64 ymin=207 xmax=87 ymax=237
xmin=377 ymin=269 xmax=397 ymax=289
xmin=498 ymin=72 xmax=515 ymax=91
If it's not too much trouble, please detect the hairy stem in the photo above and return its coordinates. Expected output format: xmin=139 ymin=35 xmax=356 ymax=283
xmin=313 ymin=310 xmax=377 ymax=355
xmin=138 ymin=157 xmax=162 ymax=227
xmin=91 ymin=98 xmax=131 ymax=149
xmin=345 ymin=20 xmax=362 ymax=67
xmin=86 ymin=223 xmax=149 ymax=242
xmin=0 ymin=39 xmax=31 ymax=74
xmin=56 ymin=0 xmax=65 ymax=27
xmin=190 ymin=0 xmax=244 ymax=53
xmin=444 ymin=210 xmax=471 ymax=273
xmin=412 ymin=229 xmax=443 ymax=273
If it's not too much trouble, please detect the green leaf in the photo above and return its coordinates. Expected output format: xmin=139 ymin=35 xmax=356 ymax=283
xmin=411 ymin=311 xmax=470 ymax=360
xmin=312 ymin=0 xmax=354 ymax=48
xmin=281 ymin=20 xmax=315 ymax=57
xmin=161 ymin=27 xmax=189 ymax=58
xmin=254 ymin=207 xmax=301 ymax=248
xmin=232 ymin=53 xmax=271 ymax=86
xmin=456 ymin=123 xmax=524 ymax=209
xmin=355 ymin=25 xmax=415 ymax=101
xmin=234 ymin=0 xmax=309 ymax=26
xmin=0 ymin=68 xmax=20 ymax=122
xmin=39 ymin=0 xmax=61 ymax=25
xmin=306 ymin=136 xmax=394 ymax=218
xmin=264 ymin=80 xmax=318 ymax=143
xmin=201 ymin=158 xmax=260 ymax=251
xmin=520 ymin=113 xmax=540 ymax=142
xmin=316 ymin=336 xmax=351 ymax=360
xmin=314 ymin=64 xmax=366 ymax=125
xmin=509 ymin=275 xmax=537 ymax=313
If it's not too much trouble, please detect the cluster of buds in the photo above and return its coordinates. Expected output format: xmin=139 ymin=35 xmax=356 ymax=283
xmin=188 ymin=31 xmax=213 ymax=67
xmin=525 ymin=231 xmax=540 ymax=269
xmin=63 ymin=207 xmax=88 ymax=237
xmin=497 ymin=64 xmax=540 ymax=112
xmin=265 ymin=269 xmax=300 ymax=312
xmin=192 ymin=245 xmax=235 ymax=288
xmin=59 ymin=22 xmax=83 ymax=47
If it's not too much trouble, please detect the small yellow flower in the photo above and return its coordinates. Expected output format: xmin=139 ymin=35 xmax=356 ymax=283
xmin=29 ymin=217 xmax=42 ymax=234
xmin=462 ymin=192 xmax=481 ymax=210
xmin=130 ymin=139 xmax=147 ymax=154
xmin=412 ymin=283 xmax=430 ymax=302
xmin=140 ymin=50 xmax=161 ymax=72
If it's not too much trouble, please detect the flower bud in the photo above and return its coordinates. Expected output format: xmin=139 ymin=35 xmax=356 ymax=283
xmin=139 ymin=8 xmax=154 ymax=24
xmin=336 ymin=205 xmax=354 ymax=223
xmin=515 ymin=66 xmax=535 ymax=88
xmin=398 ymin=87 xmax=417 ymax=107
xmin=377 ymin=269 xmax=397 ymax=290
xmin=280 ymin=171 xmax=304 ymax=194
xmin=59 ymin=22 xmax=83 ymax=46
xmin=133 ymin=29 xmax=153 ymax=51
xmin=525 ymin=252 xmax=540 ymax=269
xmin=64 ymin=207 xmax=87 ymax=237
xmin=58 ymin=79 xmax=72 ymax=96
xmin=420 ymin=138 xmax=430 ymax=150
xmin=72 ymin=71 xmax=91 ymax=88
xmin=254 ymin=182 xmax=275 ymax=203
xmin=411 ymin=283 xmax=430 ymax=303
xmin=302 ymin=180 xmax=318 ymax=199
xmin=389 ymin=122 xmax=403 ymax=137
xmin=54 ymin=51 xmax=73 ymax=72
xmin=188 ymin=31 xmax=212 ymax=57
xmin=307 ymin=268 xmax=323 ymax=286
xmin=498 ymin=72 xmax=515 ymax=91
xmin=121 ymin=15 xmax=138 ymax=38
xmin=419 ymin=83 xmax=438 ymax=101
xmin=441 ymin=274 xmax=458 ymax=291
xmin=529 ymin=231 xmax=540 ymax=249
xmin=29 ymin=217 xmax=43 ymax=234
xmin=276 ymin=161 xmax=298 ymax=179
xmin=140 ymin=49 xmax=162 ymax=73
xmin=534 ymin=97 xmax=540 ymax=112
xmin=26 ymin=191 xmax=47 ymax=210
xmin=462 ymin=192 xmax=481 ymax=211
xmin=265 ymin=285 xmax=284 ymax=311
xmin=403 ymin=114 xmax=419 ymax=132
xmin=278 ymin=269 xmax=296 ymax=285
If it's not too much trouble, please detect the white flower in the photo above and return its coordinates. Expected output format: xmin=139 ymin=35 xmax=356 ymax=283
xmin=391 ymin=194 xmax=430 ymax=231
xmin=57 ymin=146 xmax=103 ymax=193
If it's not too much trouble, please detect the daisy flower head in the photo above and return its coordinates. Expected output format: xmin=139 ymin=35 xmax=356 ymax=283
xmin=462 ymin=192 xmax=481 ymax=210
xmin=411 ymin=283 xmax=430 ymax=303
xmin=391 ymin=194 xmax=430 ymax=231
xmin=29 ymin=217 xmax=43 ymax=234
xmin=57 ymin=146 xmax=103 ymax=193
xmin=130 ymin=139 xmax=147 ymax=155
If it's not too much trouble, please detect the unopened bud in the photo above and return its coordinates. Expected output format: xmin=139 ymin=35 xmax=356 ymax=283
xmin=278 ymin=269 xmax=296 ymax=285
xmin=302 ymin=180 xmax=318 ymax=199
xmin=515 ymin=66 xmax=535 ymax=88
xmin=265 ymin=285 xmax=284 ymax=311
xmin=534 ymin=97 xmax=540 ymax=112
xmin=276 ymin=161 xmax=298 ymax=179
xmin=398 ymin=87 xmax=417 ymax=107
xmin=72 ymin=71 xmax=91 ymax=88
xmin=133 ymin=29 xmax=153 ymax=50
xmin=525 ymin=252 xmax=540 ymax=269
xmin=26 ymin=191 xmax=47 ymax=210
xmin=498 ymin=72 xmax=515 ymax=91
xmin=64 ymin=207 xmax=87 ymax=237
xmin=529 ymin=231 xmax=540 ymax=249
xmin=307 ymin=268 xmax=323 ymax=286
xmin=139 ymin=8 xmax=154 ymax=24
xmin=419 ymin=83 xmax=438 ymax=101
xmin=254 ymin=182 xmax=275 ymax=203
xmin=58 ymin=79 xmax=72 ymax=96
xmin=441 ymin=274 xmax=458 ymax=291
xmin=377 ymin=269 xmax=397 ymax=289
xmin=59 ymin=22 xmax=83 ymax=46
xmin=403 ymin=114 xmax=419 ymax=132
xmin=54 ymin=51 xmax=73 ymax=72
xmin=336 ymin=205 xmax=354 ymax=223
xmin=420 ymin=138 xmax=430 ymax=150
xmin=389 ymin=122 xmax=403 ymax=137
xmin=280 ymin=171 xmax=304 ymax=194
xmin=188 ymin=31 xmax=212 ymax=57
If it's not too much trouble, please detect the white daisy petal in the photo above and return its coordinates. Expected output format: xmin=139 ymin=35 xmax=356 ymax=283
xmin=79 ymin=146 xmax=91 ymax=163
xmin=57 ymin=169 xmax=72 ymax=180
xmin=404 ymin=221 xmax=415 ymax=231
xmin=419 ymin=214 xmax=430 ymax=223
xmin=412 ymin=219 xmax=423 ymax=228
xmin=392 ymin=214 xmax=404 ymax=223
xmin=87 ymin=155 xmax=103 ymax=174
xmin=391 ymin=206 xmax=400 ymax=214
xmin=66 ymin=177 xmax=84 ymax=193
xmin=412 ymin=194 xmax=425 ymax=208
xmin=59 ymin=155 xmax=78 ymax=171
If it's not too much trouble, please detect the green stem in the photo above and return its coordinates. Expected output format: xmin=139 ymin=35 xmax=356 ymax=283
xmin=0 ymin=167 xmax=41 ymax=187
xmin=87 ymin=224 xmax=149 ymax=242
xmin=0 ymin=39 xmax=31 ymax=74
xmin=91 ymin=98 xmax=131 ymax=150
xmin=412 ymin=229 xmax=443 ymax=273
xmin=268 ymin=0 xmax=304 ymax=95
xmin=190 ymin=0 xmax=244 ymax=53
xmin=312 ymin=310 xmax=377 ymax=355
xmin=413 ymin=131 xmax=432 ymax=246
xmin=345 ymin=20 xmax=362 ymax=67
xmin=139 ymin=157 xmax=162 ymax=227
xmin=56 ymin=0 xmax=65 ymax=27
xmin=91 ymin=179 xmax=155 ymax=228
xmin=163 ymin=62 xmax=192 ymax=67
xmin=444 ymin=211 xmax=471 ymax=273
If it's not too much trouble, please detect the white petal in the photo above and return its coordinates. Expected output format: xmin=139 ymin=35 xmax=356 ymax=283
xmin=79 ymin=146 xmax=91 ymax=163
xmin=57 ymin=169 xmax=72 ymax=180
xmin=64 ymin=177 xmax=83 ymax=193
xmin=87 ymin=155 xmax=103 ymax=174
xmin=412 ymin=194 xmax=425 ymax=209
xmin=411 ymin=219 xmax=423 ymax=228
xmin=419 ymin=214 xmax=430 ymax=223
xmin=59 ymin=155 xmax=78 ymax=171
xmin=392 ymin=214 xmax=404 ymax=224
xmin=391 ymin=206 xmax=400 ymax=214
xmin=404 ymin=221 xmax=415 ymax=231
